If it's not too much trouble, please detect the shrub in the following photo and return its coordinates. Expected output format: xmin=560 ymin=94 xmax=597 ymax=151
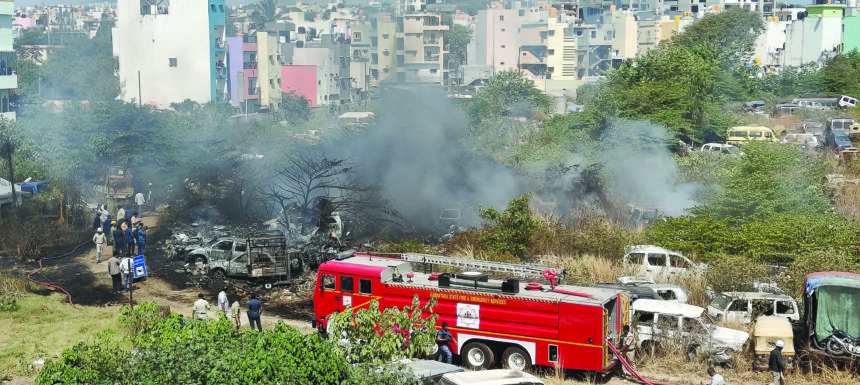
xmin=704 ymin=254 xmax=771 ymax=293
xmin=478 ymin=194 xmax=540 ymax=259
xmin=780 ymin=249 xmax=860 ymax=300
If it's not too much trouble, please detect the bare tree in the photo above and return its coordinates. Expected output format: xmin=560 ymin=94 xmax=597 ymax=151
xmin=262 ymin=155 xmax=400 ymax=242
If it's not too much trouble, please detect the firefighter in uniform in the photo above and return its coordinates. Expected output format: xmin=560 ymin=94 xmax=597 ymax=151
xmin=619 ymin=324 xmax=637 ymax=378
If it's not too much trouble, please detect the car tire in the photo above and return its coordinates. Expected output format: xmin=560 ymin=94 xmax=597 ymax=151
xmin=462 ymin=341 xmax=495 ymax=370
xmin=211 ymin=269 xmax=226 ymax=281
xmin=501 ymin=346 xmax=531 ymax=371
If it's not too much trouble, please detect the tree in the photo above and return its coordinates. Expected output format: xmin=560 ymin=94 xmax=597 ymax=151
xmin=38 ymin=36 xmax=120 ymax=101
xmin=251 ymin=0 xmax=283 ymax=31
xmin=263 ymin=155 xmax=399 ymax=240
xmin=443 ymin=23 xmax=471 ymax=79
xmin=328 ymin=295 xmax=438 ymax=366
xmin=672 ymin=8 xmax=765 ymax=70
xmin=479 ymin=194 xmax=540 ymax=259
xmin=281 ymin=91 xmax=310 ymax=122
xmin=468 ymin=70 xmax=549 ymax=124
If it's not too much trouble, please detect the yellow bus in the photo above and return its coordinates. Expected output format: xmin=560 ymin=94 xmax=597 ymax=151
xmin=726 ymin=125 xmax=778 ymax=145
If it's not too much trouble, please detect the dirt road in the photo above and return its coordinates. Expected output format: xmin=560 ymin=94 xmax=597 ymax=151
xmin=28 ymin=211 xmax=315 ymax=333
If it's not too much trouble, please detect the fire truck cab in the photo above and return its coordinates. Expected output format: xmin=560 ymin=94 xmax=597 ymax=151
xmin=313 ymin=252 xmax=630 ymax=373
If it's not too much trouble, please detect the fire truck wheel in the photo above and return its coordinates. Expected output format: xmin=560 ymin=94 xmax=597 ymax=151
xmin=462 ymin=342 xmax=495 ymax=370
xmin=501 ymin=347 xmax=531 ymax=371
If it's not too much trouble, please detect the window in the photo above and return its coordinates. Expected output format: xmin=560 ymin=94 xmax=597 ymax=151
xmin=647 ymin=253 xmax=666 ymax=267
xmin=635 ymin=311 xmax=655 ymax=325
xmin=500 ymin=28 xmax=506 ymax=32
xmin=656 ymin=315 xmax=679 ymax=331
xmin=269 ymin=55 xmax=275 ymax=65
xmin=657 ymin=289 xmax=677 ymax=301
xmin=169 ymin=58 xmax=178 ymax=67
xmin=548 ymin=30 xmax=555 ymax=36
xmin=500 ymin=61 xmax=505 ymax=65
xmin=353 ymin=31 xmax=362 ymax=41
xmin=499 ymin=15 xmax=504 ymax=21
xmin=235 ymin=244 xmax=247 ymax=252
xmin=752 ymin=300 xmax=775 ymax=317
xmin=682 ymin=317 xmax=706 ymax=334
xmin=548 ymin=345 xmax=558 ymax=362
xmin=382 ymin=34 xmax=389 ymax=39
xmin=628 ymin=253 xmax=645 ymax=265
xmin=341 ymin=276 xmax=354 ymax=292
xmin=430 ymin=69 xmax=437 ymax=74
xmin=776 ymin=301 xmax=795 ymax=315
xmin=359 ymin=279 xmax=372 ymax=295
xmin=322 ymin=274 xmax=336 ymax=290
xmin=219 ymin=5 xmax=224 ymax=12
xmin=728 ymin=300 xmax=749 ymax=312
xmin=210 ymin=4 xmax=216 ymax=12
xmin=548 ymin=49 xmax=554 ymax=55
xmin=216 ymin=241 xmax=232 ymax=251
xmin=669 ymin=255 xmax=691 ymax=268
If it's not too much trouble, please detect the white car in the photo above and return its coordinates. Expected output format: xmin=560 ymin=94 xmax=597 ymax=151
xmin=440 ymin=370 xmax=545 ymax=385
xmin=622 ymin=245 xmax=706 ymax=278
xmin=631 ymin=299 xmax=749 ymax=363
xmin=701 ymin=143 xmax=742 ymax=156
xmin=707 ymin=292 xmax=799 ymax=325
xmin=616 ymin=277 xmax=689 ymax=303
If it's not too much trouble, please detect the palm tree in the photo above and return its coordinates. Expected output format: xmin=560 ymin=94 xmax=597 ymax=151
xmin=251 ymin=0 xmax=283 ymax=31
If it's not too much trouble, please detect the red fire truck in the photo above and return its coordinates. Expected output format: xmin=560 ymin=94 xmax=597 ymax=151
xmin=312 ymin=252 xmax=630 ymax=372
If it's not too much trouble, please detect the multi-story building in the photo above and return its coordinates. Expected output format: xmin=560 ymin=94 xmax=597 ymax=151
xmin=113 ymin=0 xmax=227 ymax=107
xmin=518 ymin=21 xmax=548 ymax=89
xmin=752 ymin=17 xmax=788 ymax=70
xmin=783 ymin=4 xmax=844 ymax=68
xmin=545 ymin=16 xmax=579 ymax=91
xmin=256 ymin=31 xmax=281 ymax=110
xmin=0 ymin=0 xmax=16 ymax=120
xmin=844 ymin=6 xmax=860 ymax=54
xmin=394 ymin=12 xmax=448 ymax=84
xmin=471 ymin=8 xmax=524 ymax=73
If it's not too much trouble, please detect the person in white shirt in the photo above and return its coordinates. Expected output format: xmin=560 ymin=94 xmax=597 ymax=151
xmin=135 ymin=192 xmax=146 ymax=216
xmin=119 ymin=255 xmax=133 ymax=291
xmin=192 ymin=294 xmax=211 ymax=320
xmin=217 ymin=286 xmax=230 ymax=318
xmin=116 ymin=206 xmax=126 ymax=222
xmin=93 ymin=228 xmax=106 ymax=263
xmin=708 ymin=367 xmax=725 ymax=385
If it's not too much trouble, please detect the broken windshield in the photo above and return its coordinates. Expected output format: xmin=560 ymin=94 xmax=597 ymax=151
xmin=710 ymin=293 xmax=732 ymax=311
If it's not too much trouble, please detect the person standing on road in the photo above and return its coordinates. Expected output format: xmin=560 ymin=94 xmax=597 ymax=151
xmin=230 ymin=297 xmax=241 ymax=329
xmin=124 ymin=221 xmax=134 ymax=256
xmin=217 ymin=286 xmax=230 ymax=318
xmin=192 ymin=293 xmax=211 ymax=320
xmin=108 ymin=251 xmax=122 ymax=294
xmin=116 ymin=206 xmax=125 ymax=223
xmin=619 ymin=324 xmax=637 ymax=378
xmin=93 ymin=228 xmax=106 ymax=263
xmin=103 ymin=216 xmax=113 ymax=246
xmin=92 ymin=211 xmax=101 ymax=231
xmin=136 ymin=224 xmax=147 ymax=255
xmin=112 ymin=224 xmax=125 ymax=256
xmin=770 ymin=340 xmax=786 ymax=385
xmin=707 ymin=367 xmax=725 ymax=385
xmin=247 ymin=293 xmax=263 ymax=331
xmin=131 ymin=212 xmax=139 ymax=227
xmin=135 ymin=192 xmax=146 ymax=216
xmin=119 ymin=254 xmax=133 ymax=291
xmin=436 ymin=322 xmax=454 ymax=364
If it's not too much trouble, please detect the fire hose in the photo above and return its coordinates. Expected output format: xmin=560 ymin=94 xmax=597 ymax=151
xmin=25 ymin=240 xmax=91 ymax=309
xmin=606 ymin=340 xmax=683 ymax=385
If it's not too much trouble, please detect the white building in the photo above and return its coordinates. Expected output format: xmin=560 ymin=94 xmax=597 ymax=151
xmin=471 ymin=8 xmax=525 ymax=74
xmin=0 ymin=0 xmax=16 ymax=120
xmin=113 ymin=0 xmax=228 ymax=108
xmin=782 ymin=4 xmax=844 ymax=68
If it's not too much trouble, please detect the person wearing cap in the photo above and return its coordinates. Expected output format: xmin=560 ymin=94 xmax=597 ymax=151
xmin=707 ymin=367 xmax=725 ymax=385
xmin=436 ymin=321 xmax=454 ymax=364
xmin=769 ymin=339 xmax=786 ymax=385
xmin=93 ymin=227 xmax=107 ymax=263
xmin=103 ymin=215 xmax=113 ymax=246
xmin=619 ymin=324 xmax=637 ymax=377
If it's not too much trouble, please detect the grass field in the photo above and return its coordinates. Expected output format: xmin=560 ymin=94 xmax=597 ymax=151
xmin=0 ymin=277 xmax=128 ymax=380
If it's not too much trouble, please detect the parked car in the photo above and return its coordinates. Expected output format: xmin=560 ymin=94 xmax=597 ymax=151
xmin=825 ymin=130 xmax=853 ymax=150
xmin=622 ymin=245 xmax=706 ymax=278
xmin=630 ymin=299 xmax=749 ymax=364
xmin=753 ymin=316 xmax=795 ymax=371
xmin=706 ymin=292 xmax=799 ymax=325
xmin=592 ymin=282 xmax=663 ymax=301
xmin=726 ymin=125 xmax=778 ymax=145
xmin=828 ymin=117 xmax=855 ymax=132
xmin=400 ymin=360 xmax=465 ymax=385
xmin=701 ymin=143 xmax=742 ymax=155
xmin=616 ymin=277 xmax=689 ymax=303
xmin=440 ymin=370 xmax=545 ymax=385
xmin=782 ymin=133 xmax=820 ymax=149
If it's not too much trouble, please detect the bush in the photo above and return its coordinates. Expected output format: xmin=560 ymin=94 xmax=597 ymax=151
xmin=780 ymin=249 xmax=860 ymax=300
xmin=705 ymin=254 xmax=771 ymax=293
xmin=478 ymin=194 xmax=540 ymax=259
xmin=38 ymin=302 xmax=411 ymax=385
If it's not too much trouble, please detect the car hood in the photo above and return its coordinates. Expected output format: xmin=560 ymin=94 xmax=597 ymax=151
xmin=710 ymin=326 xmax=750 ymax=349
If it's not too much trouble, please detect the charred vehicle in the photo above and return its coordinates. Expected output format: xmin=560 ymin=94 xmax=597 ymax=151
xmin=185 ymin=235 xmax=304 ymax=285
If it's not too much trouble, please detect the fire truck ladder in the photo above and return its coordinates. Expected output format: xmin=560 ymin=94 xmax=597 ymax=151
xmin=399 ymin=253 xmax=561 ymax=279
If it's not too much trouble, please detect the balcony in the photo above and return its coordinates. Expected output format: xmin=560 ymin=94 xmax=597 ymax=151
xmin=215 ymin=67 xmax=227 ymax=78
xmin=423 ymin=38 xmax=440 ymax=45
xmin=423 ymin=54 xmax=441 ymax=62
xmin=243 ymin=61 xmax=258 ymax=70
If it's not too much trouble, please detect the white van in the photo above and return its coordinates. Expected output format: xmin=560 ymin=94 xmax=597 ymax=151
xmin=630 ymin=299 xmax=749 ymax=363
xmin=622 ymin=245 xmax=706 ymax=278
xmin=706 ymin=292 xmax=799 ymax=325
xmin=838 ymin=95 xmax=858 ymax=108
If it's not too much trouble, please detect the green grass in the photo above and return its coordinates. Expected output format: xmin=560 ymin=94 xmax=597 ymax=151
xmin=0 ymin=293 xmax=128 ymax=379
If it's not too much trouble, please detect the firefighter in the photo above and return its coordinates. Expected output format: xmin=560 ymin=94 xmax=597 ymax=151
xmin=619 ymin=325 xmax=637 ymax=378
xmin=436 ymin=322 xmax=454 ymax=364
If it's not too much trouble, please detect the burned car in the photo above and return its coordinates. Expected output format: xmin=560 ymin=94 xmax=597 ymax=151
xmin=185 ymin=235 xmax=304 ymax=285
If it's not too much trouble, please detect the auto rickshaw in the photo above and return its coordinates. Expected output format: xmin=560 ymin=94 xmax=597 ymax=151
xmin=753 ymin=316 xmax=795 ymax=371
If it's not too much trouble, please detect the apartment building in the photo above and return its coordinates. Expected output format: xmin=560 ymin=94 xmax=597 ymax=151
xmin=113 ymin=0 xmax=228 ymax=107
xmin=395 ymin=12 xmax=448 ymax=84
xmin=783 ymin=4 xmax=843 ymax=68
xmin=472 ymin=8 xmax=524 ymax=73
xmin=845 ymin=6 xmax=860 ymax=54
xmin=0 ymin=0 xmax=16 ymax=120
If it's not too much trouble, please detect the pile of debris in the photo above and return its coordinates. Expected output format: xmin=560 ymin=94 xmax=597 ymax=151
xmin=163 ymin=219 xmax=272 ymax=263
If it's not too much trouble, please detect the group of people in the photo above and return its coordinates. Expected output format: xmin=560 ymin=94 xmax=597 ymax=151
xmin=616 ymin=324 xmax=788 ymax=385
xmin=191 ymin=287 xmax=264 ymax=332
xmin=106 ymin=249 xmax=137 ymax=293
xmin=92 ymin=206 xmax=148 ymax=264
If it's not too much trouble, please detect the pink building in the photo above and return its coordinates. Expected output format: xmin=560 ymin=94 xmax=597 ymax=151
xmin=281 ymin=65 xmax=318 ymax=107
